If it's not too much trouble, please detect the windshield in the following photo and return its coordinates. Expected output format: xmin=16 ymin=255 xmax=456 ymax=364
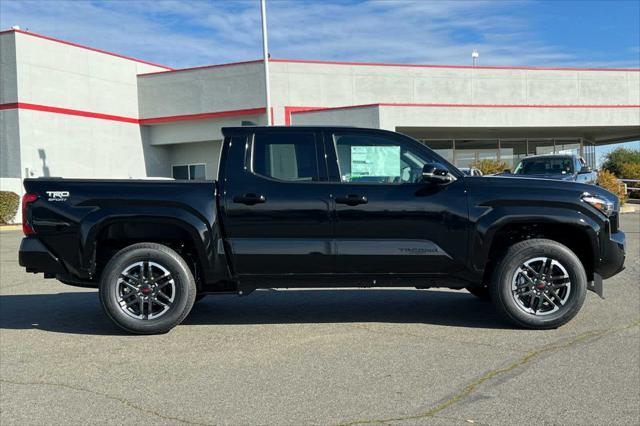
xmin=514 ymin=157 xmax=574 ymax=175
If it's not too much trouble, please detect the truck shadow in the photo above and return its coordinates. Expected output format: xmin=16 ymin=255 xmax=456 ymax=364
xmin=0 ymin=289 xmax=508 ymax=336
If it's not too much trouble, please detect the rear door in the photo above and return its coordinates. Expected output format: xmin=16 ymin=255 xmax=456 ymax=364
xmin=221 ymin=129 xmax=333 ymax=275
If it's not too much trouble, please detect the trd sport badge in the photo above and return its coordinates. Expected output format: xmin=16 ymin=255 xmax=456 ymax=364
xmin=46 ymin=191 xmax=70 ymax=201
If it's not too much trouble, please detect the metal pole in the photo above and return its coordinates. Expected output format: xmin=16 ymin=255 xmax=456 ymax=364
xmin=260 ymin=0 xmax=272 ymax=126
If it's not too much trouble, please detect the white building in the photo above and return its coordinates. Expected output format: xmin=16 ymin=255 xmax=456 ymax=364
xmin=2 ymin=28 xmax=639 ymax=198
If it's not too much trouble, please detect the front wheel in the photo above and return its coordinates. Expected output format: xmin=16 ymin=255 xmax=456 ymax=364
xmin=490 ymin=239 xmax=587 ymax=329
xmin=99 ymin=243 xmax=197 ymax=334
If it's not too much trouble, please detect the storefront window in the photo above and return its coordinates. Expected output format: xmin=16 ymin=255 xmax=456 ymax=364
xmin=454 ymin=140 xmax=499 ymax=168
xmin=555 ymin=141 xmax=581 ymax=157
xmin=528 ymin=139 xmax=555 ymax=156
xmin=499 ymin=140 xmax=528 ymax=171
xmin=582 ymin=140 xmax=596 ymax=168
xmin=422 ymin=140 xmax=453 ymax=163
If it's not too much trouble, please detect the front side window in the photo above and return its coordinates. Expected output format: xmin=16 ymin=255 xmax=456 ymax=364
xmin=252 ymin=132 xmax=318 ymax=182
xmin=333 ymin=133 xmax=431 ymax=184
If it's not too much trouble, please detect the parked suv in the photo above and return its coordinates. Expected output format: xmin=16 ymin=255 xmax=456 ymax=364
xmin=507 ymin=154 xmax=597 ymax=184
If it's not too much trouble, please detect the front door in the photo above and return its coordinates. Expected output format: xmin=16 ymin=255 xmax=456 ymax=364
xmin=322 ymin=129 xmax=469 ymax=276
xmin=221 ymin=129 xmax=332 ymax=275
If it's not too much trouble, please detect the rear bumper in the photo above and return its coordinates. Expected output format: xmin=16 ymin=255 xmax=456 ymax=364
xmin=19 ymin=237 xmax=67 ymax=275
xmin=596 ymin=230 xmax=625 ymax=279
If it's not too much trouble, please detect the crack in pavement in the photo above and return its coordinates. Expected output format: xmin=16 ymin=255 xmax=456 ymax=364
xmin=347 ymin=323 xmax=529 ymax=353
xmin=0 ymin=378 xmax=213 ymax=426
xmin=338 ymin=318 xmax=640 ymax=426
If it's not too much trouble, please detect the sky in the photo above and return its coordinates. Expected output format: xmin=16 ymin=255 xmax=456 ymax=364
xmin=1 ymin=0 xmax=638 ymax=160
xmin=1 ymin=0 xmax=638 ymax=69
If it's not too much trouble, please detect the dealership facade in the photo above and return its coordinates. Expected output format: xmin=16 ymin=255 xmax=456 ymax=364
xmin=1 ymin=29 xmax=639 ymax=200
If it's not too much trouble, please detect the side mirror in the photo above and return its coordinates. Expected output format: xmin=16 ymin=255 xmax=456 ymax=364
xmin=579 ymin=166 xmax=592 ymax=174
xmin=422 ymin=163 xmax=451 ymax=184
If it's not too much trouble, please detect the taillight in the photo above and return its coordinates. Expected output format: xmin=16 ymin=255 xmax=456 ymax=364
xmin=22 ymin=193 xmax=38 ymax=235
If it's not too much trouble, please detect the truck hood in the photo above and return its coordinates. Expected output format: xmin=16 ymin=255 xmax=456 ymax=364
xmin=497 ymin=172 xmax=575 ymax=181
xmin=464 ymin=175 xmax=619 ymax=211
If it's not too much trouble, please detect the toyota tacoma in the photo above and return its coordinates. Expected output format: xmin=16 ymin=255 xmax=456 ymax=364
xmin=19 ymin=127 xmax=626 ymax=334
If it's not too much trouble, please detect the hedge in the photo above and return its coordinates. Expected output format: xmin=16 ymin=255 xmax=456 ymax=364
xmin=0 ymin=191 xmax=20 ymax=224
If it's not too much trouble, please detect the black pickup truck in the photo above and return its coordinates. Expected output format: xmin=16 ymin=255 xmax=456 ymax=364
xmin=19 ymin=126 xmax=625 ymax=334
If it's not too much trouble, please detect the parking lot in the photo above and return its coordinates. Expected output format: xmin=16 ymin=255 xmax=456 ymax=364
xmin=0 ymin=213 xmax=638 ymax=425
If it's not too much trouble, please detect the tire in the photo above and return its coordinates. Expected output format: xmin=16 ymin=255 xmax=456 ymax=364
xmin=490 ymin=238 xmax=587 ymax=329
xmin=466 ymin=285 xmax=490 ymax=301
xmin=99 ymin=243 xmax=197 ymax=334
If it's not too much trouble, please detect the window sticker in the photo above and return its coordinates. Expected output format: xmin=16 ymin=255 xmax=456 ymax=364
xmin=350 ymin=146 xmax=400 ymax=178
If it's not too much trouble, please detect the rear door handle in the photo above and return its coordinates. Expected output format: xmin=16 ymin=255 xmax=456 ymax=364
xmin=233 ymin=193 xmax=266 ymax=205
xmin=335 ymin=194 xmax=368 ymax=206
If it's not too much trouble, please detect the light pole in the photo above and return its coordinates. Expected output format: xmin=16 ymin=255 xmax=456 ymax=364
xmin=472 ymin=49 xmax=479 ymax=67
xmin=260 ymin=0 xmax=272 ymax=125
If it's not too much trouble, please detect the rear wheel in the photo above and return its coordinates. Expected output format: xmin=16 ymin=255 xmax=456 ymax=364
xmin=490 ymin=239 xmax=587 ymax=329
xmin=99 ymin=243 xmax=196 ymax=334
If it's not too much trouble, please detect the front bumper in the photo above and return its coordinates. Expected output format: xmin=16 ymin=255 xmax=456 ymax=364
xmin=19 ymin=237 xmax=67 ymax=275
xmin=596 ymin=230 xmax=625 ymax=279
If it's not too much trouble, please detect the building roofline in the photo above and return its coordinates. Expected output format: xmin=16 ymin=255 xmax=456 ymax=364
xmin=290 ymin=103 xmax=640 ymax=116
xmin=139 ymin=58 xmax=640 ymax=77
xmin=271 ymin=58 xmax=640 ymax=72
xmin=138 ymin=59 xmax=264 ymax=76
xmin=0 ymin=29 xmax=172 ymax=70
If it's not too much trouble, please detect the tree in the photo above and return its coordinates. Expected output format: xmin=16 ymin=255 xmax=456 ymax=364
xmin=600 ymin=147 xmax=640 ymax=177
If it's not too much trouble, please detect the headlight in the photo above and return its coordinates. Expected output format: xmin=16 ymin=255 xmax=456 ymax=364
xmin=581 ymin=193 xmax=615 ymax=217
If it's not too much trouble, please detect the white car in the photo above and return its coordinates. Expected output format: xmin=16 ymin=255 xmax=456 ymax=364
xmin=459 ymin=167 xmax=483 ymax=177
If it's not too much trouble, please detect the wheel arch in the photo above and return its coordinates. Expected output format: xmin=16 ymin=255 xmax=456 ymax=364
xmin=475 ymin=211 xmax=601 ymax=285
xmin=79 ymin=211 xmax=231 ymax=287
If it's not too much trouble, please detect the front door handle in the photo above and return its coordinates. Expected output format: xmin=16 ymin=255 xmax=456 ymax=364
xmin=335 ymin=194 xmax=368 ymax=206
xmin=233 ymin=193 xmax=266 ymax=205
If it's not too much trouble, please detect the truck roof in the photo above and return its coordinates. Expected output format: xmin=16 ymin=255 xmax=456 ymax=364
xmin=221 ymin=125 xmax=397 ymax=137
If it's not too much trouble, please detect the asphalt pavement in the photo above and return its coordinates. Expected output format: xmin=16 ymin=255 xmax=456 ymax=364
xmin=1 ymin=214 xmax=638 ymax=425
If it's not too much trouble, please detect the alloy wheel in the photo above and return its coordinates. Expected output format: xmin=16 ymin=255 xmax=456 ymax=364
xmin=511 ymin=256 xmax=572 ymax=316
xmin=115 ymin=261 xmax=176 ymax=320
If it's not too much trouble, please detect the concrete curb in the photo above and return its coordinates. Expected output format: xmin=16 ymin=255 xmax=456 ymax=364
xmin=0 ymin=225 xmax=21 ymax=232
xmin=620 ymin=204 xmax=639 ymax=214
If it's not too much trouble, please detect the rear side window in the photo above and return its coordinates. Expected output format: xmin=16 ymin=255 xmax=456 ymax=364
xmin=252 ymin=132 xmax=318 ymax=182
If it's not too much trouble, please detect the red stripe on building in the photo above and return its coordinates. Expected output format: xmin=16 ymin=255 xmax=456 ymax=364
xmin=1 ymin=103 xmax=268 ymax=124
xmin=140 ymin=107 xmax=267 ymax=124
xmin=0 ymin=102 xmax=139 ymax=123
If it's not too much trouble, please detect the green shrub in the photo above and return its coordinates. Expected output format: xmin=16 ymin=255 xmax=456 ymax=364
xmin=620 ymin=162 xmax=640 ymax=180
xmin=597 ymin=170 xmax=626 ymax=205
xmin=601 ymin=147 xmax=640 ymax=177
xmin=0 ymin=191 xmax=20 ymax=224
xmin=470 ymin=159 xmax=508 ymax=175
